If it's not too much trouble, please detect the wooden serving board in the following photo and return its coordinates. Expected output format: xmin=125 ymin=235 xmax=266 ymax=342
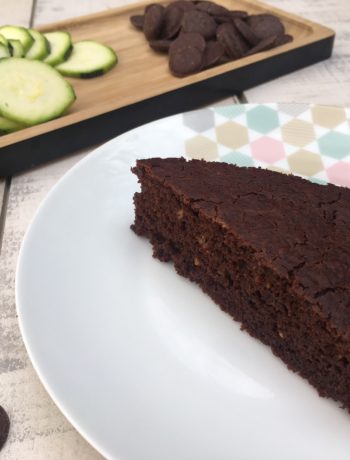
xmin=0 ymin=0 xmax=334 ymax=175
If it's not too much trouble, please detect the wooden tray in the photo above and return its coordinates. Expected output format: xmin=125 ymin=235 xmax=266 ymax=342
xmin=0 ymin=0 xmax=334 ymax=175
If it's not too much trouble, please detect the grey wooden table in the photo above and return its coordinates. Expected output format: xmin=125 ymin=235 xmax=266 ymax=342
xmin=0 ymin=0 xmax=350 ymax=458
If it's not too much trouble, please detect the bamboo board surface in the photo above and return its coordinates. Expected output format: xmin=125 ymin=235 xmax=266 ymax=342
xmin=0 ymin=0 xmax=334 ymax=149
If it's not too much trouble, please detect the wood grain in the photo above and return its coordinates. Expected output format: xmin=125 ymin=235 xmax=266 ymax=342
xmin=1 ymin=0 xmax=349 ymax=459
xmin=246 ymin=0 xmax=350 ymax=105
xmin=0 ymin=0 xmax=33 ymax=237
xmin=0 ymin=0 xmax=35 ymax=27
xmin=0 ymin=0 xmax=334 ymax=149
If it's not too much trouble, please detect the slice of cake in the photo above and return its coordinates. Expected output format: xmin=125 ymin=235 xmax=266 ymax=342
xmin=131 ymin=157 xmax=350 ymax=410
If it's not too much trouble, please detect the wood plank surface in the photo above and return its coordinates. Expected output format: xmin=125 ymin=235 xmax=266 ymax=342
xmin=1 ymin=0 xmax=35 ymax=27
xmin=1 ymin=0 xmax=349 ymax=459
xmin=246 ymin=0 xmax=350 ymax=105
xmin=0 ymin=0 xmax=34 ymax=244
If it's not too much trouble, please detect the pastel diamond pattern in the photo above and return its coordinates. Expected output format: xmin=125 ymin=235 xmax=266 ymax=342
xmin=287 ymin=150 xmax=324 ymax=176
xmin=251 ymin=137 xmax=285 ymax=163
xmin=221 ymin=151 xmax=254 ymax=167
xmin=216 ymin=121 xmax=249 ymax=149
xmin=181 ymin=103 xmax=350 ymax=187
xmin=318 ymin=131 xmax=350 ymax=159
xmin=246 ymin=105 xmax=279 ymax=134
xmin=327 ymin=162 xmax=350 ymax=187
xmin=311 ymin=106 xmax=346 ymax=128
xmin=282 ymin=119 xmax=315 ymax=147
xmin=185 ymin=135 xmax=218 ymax=160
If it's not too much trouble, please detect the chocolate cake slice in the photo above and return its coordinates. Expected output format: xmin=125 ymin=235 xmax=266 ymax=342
xmin=131 ymin=157 xmax=350 ymax=410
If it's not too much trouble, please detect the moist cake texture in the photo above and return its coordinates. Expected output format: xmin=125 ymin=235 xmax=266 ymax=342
xmin=131 ymin=157 xmax=350 ymax=410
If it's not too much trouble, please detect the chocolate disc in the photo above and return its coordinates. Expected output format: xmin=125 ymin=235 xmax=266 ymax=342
xmin=130 ymin=15 xmax=145 ymax=30
xmin=213 ymin=15 xmax=232 ymax=24
xmin=170 ymin=32 xmax=206 ymax=54
xmin=169 ymin=46 xmax=203 ymax=76
xmin=195 ymin=1 xmax=230 ymax=17
xmin=245 ymin=35 xmax=278 ymax=56
xmin=0 ymin=406 xmax=10 ymax=452
xmin=143 ymin=4 xmax=165 ymax=40
xmin=169 ymin=0 xmax=197 ymax=12
xmin=182 ymin=10 xmax=217 ymax=40
xmin=274 ymin=33 xmax=293 ymax=47
xmin=202 ymin=41 xmax=225 ymax=68
xmin=149 ymin=39 xmax=172 ymax=52
xmin=162 ymin=5 xmax=183 ymax=39
xmin=217 ymin=22 xmax=248 ymax=59
xmin=233 ymin=18 xmax=260 ymax=46
xmin=247 ymin=14 xmax=285 ymax=40
xmin=229 ymin=10 xmax=249 ymax=19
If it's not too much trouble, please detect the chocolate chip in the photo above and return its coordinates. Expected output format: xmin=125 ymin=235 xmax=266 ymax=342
xmin=162 ymin=5 xmax=183 ymax=39
xmin=169 ymin=46 xmax=203 ymax=76
xmin=169 ymin=0 xmax=197 ymax=12
xmin=170 ymin=32 xmax=206 ymax=54
xmin=0 ymin=406 xmax=10 ymax=452
xmin=217 ymin=22 xmax=248 ymax=59
xmin=247 ymin=14 xmax=285 ymax=40
xmin=195 ymin=1 xmax=230 ymax=17
xmin=130 ymin=0 xmax=293 ymax=78
xmin=213 ymin=14 xmax=232 ymax=24
xmin=130 ymin=15 xmax=145 ymax=30
xmin=182 ymin=10 xmax=217 ymax=39
xmin=229 ymin=10 xmax=249 ymax=19
xmin=149 ymin=39 xmax=173 ymax=52
xmin=245 ymin=35 xmax=278 ymax=56
xmin=274 ymin=33 xmax=293 ymax=47
xmin=202 ymin=41 xmax=225 ymax=68
xmin=143 ymin=4 xmax=165 ymax=40
xmin=233 ymin=18 xmax=260 ymax=46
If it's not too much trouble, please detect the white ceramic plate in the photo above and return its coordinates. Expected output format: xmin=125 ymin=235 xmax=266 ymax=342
xmin=17 ymin=105 xmax=350 ymax=460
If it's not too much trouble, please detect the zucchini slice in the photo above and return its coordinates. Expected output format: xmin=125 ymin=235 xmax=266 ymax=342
xmin=55 ymin=40 xmax=117 ymax=78
xmin=9 ymin=39 xmax=24 ymax=57
xmin=0 ymin=25 xmax=33 ymax=53
xmin=0 ymin=58 xmax=76 ymax=126
xmin=0 ymin=42 xmax=11 ymax=58
xmin=44 ymin=31 xmax=72 ymax=66
xmin=0 ymin=115 xmax=24 ymax=133
xmin=0 ymin=33 xmax=9 ymax=47
xmin=26 ymin=29 xmax=50 ymax=60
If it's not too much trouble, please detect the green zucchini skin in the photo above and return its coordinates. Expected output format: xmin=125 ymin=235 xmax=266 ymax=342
xmin=9 ymin=39 xmax=24 ymax=57
xmin=55 ymin=41 xmax=118 ymax=78
xmin=0 ymin=25 xmax=33 ymax=53
xmin=0 ymin=42 xmax=11 ymax=58
xmin=0 ymin=115 xmax=25 ymax=133
xmin=43 ymin=31 xmax=72 ymax=66
xmin=26 ymin=29 xmax=50 ymax=60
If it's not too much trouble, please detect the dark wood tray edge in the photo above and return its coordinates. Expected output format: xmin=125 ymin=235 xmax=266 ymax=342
xmin=0 ymin=34 xmax=335 ymax=176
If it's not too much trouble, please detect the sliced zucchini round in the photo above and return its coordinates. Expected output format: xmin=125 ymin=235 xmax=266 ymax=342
xmin=0 ymin=58 xmax=76 ymax=126
xmin=0 ymin=25 xmax=33 ymax=53
xmin=44 ymin=31 xmax=72 ymax=66
xmin=9 ymin=39 xmax=24 ymax=57
xmin=0 ymin=33 xmax=9 ymax=47
xmin=0 ymin=115 xmax=24 ymax=133
xmin=0 ymin=42 xmax=11 ymax=59
xmin=26 ymin=29 xmax=50 ymax=60
xmin=55 ymin=40 xmax=117 ymax=78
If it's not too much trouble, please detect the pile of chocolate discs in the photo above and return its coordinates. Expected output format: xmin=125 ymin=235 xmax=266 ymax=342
xmin=130 ymin=0 xmax=293 ymax=77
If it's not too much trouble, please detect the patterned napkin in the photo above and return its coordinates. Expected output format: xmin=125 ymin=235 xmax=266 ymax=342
xmin=182 ymin=103 xmax=350 ymax=187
